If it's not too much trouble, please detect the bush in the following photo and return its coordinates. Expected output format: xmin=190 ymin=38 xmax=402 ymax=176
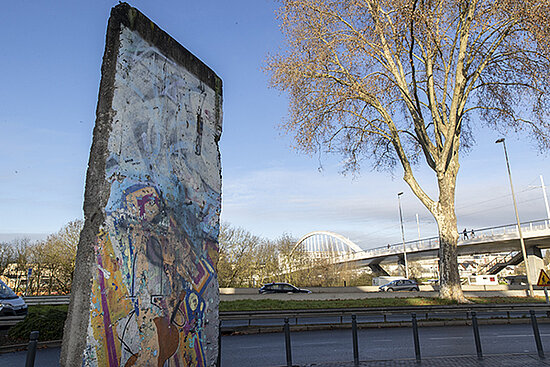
xmin=8 ymin=305 xmax=68 ymax=342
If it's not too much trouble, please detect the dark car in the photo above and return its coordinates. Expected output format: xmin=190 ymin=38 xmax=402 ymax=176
xmin=259 ymin=282 xmax=311 ymax=294
xmin=378 ymin=279 xmax=419 ymax=292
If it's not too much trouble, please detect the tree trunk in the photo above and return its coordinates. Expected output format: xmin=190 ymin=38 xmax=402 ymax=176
xmin=434 ymin=170 xmax=467 ymax=302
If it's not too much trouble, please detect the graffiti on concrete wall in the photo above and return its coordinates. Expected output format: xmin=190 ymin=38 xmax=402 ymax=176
xmin=82 ymin=24 xmax=221 ymax=367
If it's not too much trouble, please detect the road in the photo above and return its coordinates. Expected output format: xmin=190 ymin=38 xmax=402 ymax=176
xmin=219 ymin=286 xmax=544 ymax=301
xmin=1 ymin=323 xmax=548 ymax=366
xmin=221 ymin=323 xmax=550 ymax=366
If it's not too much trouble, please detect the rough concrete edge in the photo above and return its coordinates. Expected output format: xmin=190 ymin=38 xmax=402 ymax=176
xmin=212 ymin=67 xmax=223 ymax=367
xmin=59 ymin=5 xmax=120 ymax=367
xmin=112 ymin=3 xmax=222 ymax=92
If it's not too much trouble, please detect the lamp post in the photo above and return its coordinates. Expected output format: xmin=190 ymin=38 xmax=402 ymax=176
xmin=541 ymin=175 xmax=550 ymax=224
xmin=398 ymin=192 xmax=409 ymax=278
xmin=496 ymin=138 xmax=534 ymax=296
xmin=416 ymin=213 xmax=421 ymax=241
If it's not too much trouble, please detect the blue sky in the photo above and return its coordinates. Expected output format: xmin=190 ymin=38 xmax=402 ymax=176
xmin=1 ymin=1 xmax=548 ymax=248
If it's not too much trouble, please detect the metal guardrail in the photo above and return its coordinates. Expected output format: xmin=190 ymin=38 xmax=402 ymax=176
xmin=19 ymin=296 xmax=550 ymax=322
xmin=23 ymin=295 xmax=70 ymax=306
xmin=20 ymin=296 xmax=550 ymax=318
xmin=219 ymin=303 xmax=550 ymax=323
xmin=0 ymin=315 xmax=27 ymax=327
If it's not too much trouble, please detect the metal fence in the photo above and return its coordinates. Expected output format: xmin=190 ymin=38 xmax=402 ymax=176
xmin=220 ymin=304 xmax=550 ymax=366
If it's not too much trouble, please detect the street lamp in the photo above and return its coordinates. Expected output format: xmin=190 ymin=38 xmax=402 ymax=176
xmin=398 ymin=192 xmax=409 ymax=278
xmin=495 ymin=138 xmax=534 ymax=296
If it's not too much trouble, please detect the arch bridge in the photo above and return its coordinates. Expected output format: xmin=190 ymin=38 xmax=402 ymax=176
xmin=288 ymin=219 xmax=550 ymax=281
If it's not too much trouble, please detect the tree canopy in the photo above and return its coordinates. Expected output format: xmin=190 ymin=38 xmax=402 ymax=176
xmin=267 ymin=0 xmax=550 ymax=300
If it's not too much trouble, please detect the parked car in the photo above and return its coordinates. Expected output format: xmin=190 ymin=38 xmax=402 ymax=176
xmin=378 ymin=279 xmax=419 ymax=292
xmin=505 ymin=275 xmax=527 ymax=285
xmin=0 ymin=279 xmax=28 ymax=317
xmin=259 ymin=282 xmax=311 ymax=294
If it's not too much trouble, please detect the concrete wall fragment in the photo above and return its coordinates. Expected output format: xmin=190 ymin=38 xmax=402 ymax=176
xmin=61 ymin=4 xmax=222 ymax=366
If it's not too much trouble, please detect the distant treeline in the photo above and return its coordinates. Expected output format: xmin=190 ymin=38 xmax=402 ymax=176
xmin=0 ymin=220 xmax=373 ymax=295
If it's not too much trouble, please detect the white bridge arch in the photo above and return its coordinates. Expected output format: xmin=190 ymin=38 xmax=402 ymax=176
xmin=290 ymin=231 xmax=363 ymax=259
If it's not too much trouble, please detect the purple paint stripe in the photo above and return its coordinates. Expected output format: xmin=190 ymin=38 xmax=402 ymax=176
xmin=97 ymin=254 xmax=119 ymax=367
xmin=193 ymin=336 xmax=204 ymax=367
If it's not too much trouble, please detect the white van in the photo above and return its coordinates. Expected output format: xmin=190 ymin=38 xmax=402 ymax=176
xmin=468 ymin=275 xmax=498 ymax=285
xmin=0 ymin=279 xmax=28 ymax=317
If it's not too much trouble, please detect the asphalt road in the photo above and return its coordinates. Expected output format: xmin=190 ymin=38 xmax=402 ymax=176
xmin=221 ymin=323 xmax=550 ymax=366
xmin=220 ymin=289 xmax=539 ymax=301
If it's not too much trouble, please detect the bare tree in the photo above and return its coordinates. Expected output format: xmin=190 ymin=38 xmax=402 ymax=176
xmin=0 ymin=242 xmax=14 ymax=278
xmin=217 ymin=222 xmax=264 ymax=287
xmin=267 ymin=0 xmax=550 ymax=301
xmin=8 ymin=238 xmax=32 ymax=294
xmin=43 ymin=219 xmax=82 ymax=293
xmin=30 ymin=220 xmax=83 ymax=294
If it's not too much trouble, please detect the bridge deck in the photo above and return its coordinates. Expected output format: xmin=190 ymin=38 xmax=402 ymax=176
xmin=338 ymin=219 xmax=550 ymax=265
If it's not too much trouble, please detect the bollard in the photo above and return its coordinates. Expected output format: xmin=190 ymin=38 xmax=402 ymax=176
xmin=284 ymin=318 xmax=293 ymax=367
xmin=25 ymin=331 xmax=39 ymax=367
xmin=352 ymin=315 xmax=359 ymax=366
xmin=471 ymin=312 xmax=483 ymax=360
xmin=530 ymin=310 xmax=545 ymax=358
xmin=411 ymin=313 xmax=421 ymax=362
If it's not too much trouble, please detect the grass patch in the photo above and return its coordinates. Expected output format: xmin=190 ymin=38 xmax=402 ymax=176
xmin=7 ymin=305 xmax=68 ymax=343
xmin=220 ymin=296 xmax=547 ymax=311
xmin=469 ymin=296 xmax=545 ymax=304
xmin=221 ymin=298 xmax=456 ymax=311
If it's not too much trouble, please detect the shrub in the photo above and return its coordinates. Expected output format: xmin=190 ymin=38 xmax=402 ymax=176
xmin=8 ymin=305 xmax=68 ymax=342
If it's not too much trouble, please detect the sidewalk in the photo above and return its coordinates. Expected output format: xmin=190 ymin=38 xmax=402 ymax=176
xmin=301 ymin=354 xmax=550 ymax=366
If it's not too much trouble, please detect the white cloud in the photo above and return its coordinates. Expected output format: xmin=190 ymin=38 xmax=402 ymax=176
xmin=221 ymin=161 xmax=550 ymax=250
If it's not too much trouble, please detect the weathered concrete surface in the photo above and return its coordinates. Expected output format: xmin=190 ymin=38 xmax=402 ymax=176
xmin=61 ymin=4 xmax=222 ymax=367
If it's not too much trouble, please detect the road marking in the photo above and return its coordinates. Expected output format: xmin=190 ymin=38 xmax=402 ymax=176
xmin=429 ymin=337 xmax=464 ymax=340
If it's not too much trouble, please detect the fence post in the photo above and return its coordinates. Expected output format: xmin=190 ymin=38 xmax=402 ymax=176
xmin=411 ymin=313 xmax=421 ymax=362
xmin=25 ymin=331 xmax=39 ymax=367
xmin=471 ymin=312 xmax=483 ymax=360
xmin=352 ymin=315 xmax=359 ymax=366
xmin=284 ymin=318 xmax=293 ymax=367
xmin=530 ymin=310 xmax=545 ymax=358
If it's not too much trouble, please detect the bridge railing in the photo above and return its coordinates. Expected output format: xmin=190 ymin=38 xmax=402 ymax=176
xmin=336 ymin=218 xmax=550 ymax=261
xmin=472 ymin=219 xmax=550 ymax=239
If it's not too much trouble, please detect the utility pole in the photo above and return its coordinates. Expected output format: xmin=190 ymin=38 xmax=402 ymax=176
xmin=398 ymin=192 xmax=409 ymax=278
xmin=541 ymin=175 xmax=550 ymax=222
xmin=496 ymin=138 xmax=534 ymax=297
xmin=416 ymin=213 xmax=421 ymax=241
